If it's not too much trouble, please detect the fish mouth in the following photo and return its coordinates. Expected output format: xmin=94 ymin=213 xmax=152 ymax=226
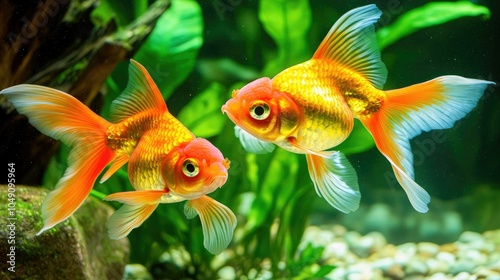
xmin=206 ymin=174 xmax=228 ymax=193
xmin=205 ymin=162 xmax=229 ymax=193
xmin=221 ymin=99 xmax=240 ymax=123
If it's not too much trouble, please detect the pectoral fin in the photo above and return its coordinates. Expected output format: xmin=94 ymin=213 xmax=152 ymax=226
xmin=184 ymin=196 xmax=237 ymax=254
xmin=105 ymin=190 xmax=165 ymax=239
xmin=235 ymin=125 xmax=275 ymax=154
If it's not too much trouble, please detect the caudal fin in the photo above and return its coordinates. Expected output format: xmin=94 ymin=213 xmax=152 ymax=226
xmin=1 ymin=85 xmax=115 ymax=233
xmin=361 ymin=76 xmax=494 ymax=212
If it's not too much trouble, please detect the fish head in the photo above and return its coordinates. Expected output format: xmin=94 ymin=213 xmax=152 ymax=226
xmin=222 ymin=77 xmax=301 ymax=143
xmin=162 ymin=138 xmax=230 ymax=200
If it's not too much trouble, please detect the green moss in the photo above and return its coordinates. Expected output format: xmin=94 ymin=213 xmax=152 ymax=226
xmin=0 ymin=185 xmax=128 ymax=279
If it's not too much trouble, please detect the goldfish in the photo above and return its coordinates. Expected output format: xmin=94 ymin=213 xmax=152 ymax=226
xmin=1 ymin=59 xmax=236 ymax=254
xmin=221 ymin=4 xmax=494 ymax=213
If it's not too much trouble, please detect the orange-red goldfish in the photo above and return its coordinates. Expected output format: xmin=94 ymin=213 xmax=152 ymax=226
xmin=1 ymin=60 xmax=236 ymax=254
xmin=222 ymin=5 xmax=494 ymax=213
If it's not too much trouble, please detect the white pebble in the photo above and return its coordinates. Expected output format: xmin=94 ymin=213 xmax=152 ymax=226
xmin=218 ymin=266 xmax=236 ymax=280
xmin=405 ymin=259 xmax=428 ymax=275
xmin=344 ymin=231 xmax=362 ymax=248
xmin=436 ymin=251 xmax=456 ymax=265
xmin=327 ymin=267 xmax=346 ymax=279
xmin=351 ymin=235 xmax=375 ymax=258
xmin=372 ymin=257 xmax=394 ymax=271
xmin=450 ymin=259 xmax=477 ymax=275
xmin=454 ymin=271 xmax=471 ymax=280
xmin=428 ymin=272 xmax=450 ymax=280
xmin=426 ymin=258 xmax=450 ymax=274
xmin=394 ymin=243 xmax=417 ymax=265
xmin=418 ymin=242 xmax=440 ymax=257
xmin=458 ymin=231 xmax=484 ymax=243
xmin=475 ymin=266 xmax=500 ymax=279
xmin=344 ymin=252 xmax=360 ymax=265
xmin=323 ymin=241 xmax=349 ymax=260
xmin=487 ymin=258 xmax=500 ymax=271
xmin=460 ymin=249 xmax=487 ymax=265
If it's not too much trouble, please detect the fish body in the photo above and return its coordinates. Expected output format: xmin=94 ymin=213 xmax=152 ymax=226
xmin=222 ymin=5 xmax=494 ymax=213
xmin=269 ymin=58 xmax=385 ymax=152
xmin=1 ymin=60 xmax=236 ymax=254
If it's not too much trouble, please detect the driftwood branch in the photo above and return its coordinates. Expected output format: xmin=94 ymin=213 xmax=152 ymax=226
xmin=0 ymin=0 xmax=171 ymax=185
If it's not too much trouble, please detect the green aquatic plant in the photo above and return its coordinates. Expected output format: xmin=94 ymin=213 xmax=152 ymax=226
xmin=258 ymin=0 xmax=311 ymax=76
xmin=42 ymin=0 xmax=493 ymax=278
xmin=377 ymin=1 xmax=492 ymax=50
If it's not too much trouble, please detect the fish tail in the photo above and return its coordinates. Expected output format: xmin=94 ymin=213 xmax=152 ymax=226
xmin=360 ymin=76 xmax=494 ymax=212
xmin=1 ymin=85 xmax=115 ymax=233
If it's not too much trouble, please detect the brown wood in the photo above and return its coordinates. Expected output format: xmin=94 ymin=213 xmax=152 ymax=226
xmin=0 ymin=0 xmax=171 ymax=185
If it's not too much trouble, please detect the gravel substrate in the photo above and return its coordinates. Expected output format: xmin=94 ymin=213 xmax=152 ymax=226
xmin=299 ymin=225 xmax=500 ymax=280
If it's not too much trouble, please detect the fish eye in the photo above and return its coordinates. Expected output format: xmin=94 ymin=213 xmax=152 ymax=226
xmin=249 ymin=101 xmax=270 ymax=120
xmin=182 ymin=158 xmax=199 ymax=177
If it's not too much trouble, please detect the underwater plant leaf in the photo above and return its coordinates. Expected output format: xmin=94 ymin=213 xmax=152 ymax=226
xmin=91 ymin=0 xmax=148 ymax=27
xmin=134 ymin=0 xmax=204 ymax=100
xmin=377 ymin=1 xmax=491 ymax=50
xmin=198 ymin=58 xmax=260 ymax=85
xmin=242 ymin=148 xmax=306 ymax=267
xmin=313 ymin=265 xmax=336 ymax=278
xmin=258 ymin=0 xmax=312 ymax=76
xmin=90 ymin=190 xmax=107 ymax=200
xmin=177 ymin=82 xmax=228 ymax=138
xmin=336 ymin=119 xmax=375 ymax=155
xmin=99 ymin=0 xmax=203 ymax=120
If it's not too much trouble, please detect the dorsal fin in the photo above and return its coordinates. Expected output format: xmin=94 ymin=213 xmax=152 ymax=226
xmin=313 ymin=4 xmax=387 ymax=89
xmin=109 ymin=59 xmax=167 ymax=123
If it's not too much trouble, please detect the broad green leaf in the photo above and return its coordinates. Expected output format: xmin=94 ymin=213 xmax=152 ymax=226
xmin=258 ymin=0 xmax=312 ymax=76
xmin=336 ymin=119 xmax=375 ymax=155
xmin=177 ymin=82 xmax=227 ymax=138
xmin=99 ymin=0 xmax=204 ymax=120
xmin=91 ymin=0 xmax=148 ymax=27
xmin=377 ymin=1 xmax=491 ymax=50
xmin=134 ymin=0 xmax=204 ymax=99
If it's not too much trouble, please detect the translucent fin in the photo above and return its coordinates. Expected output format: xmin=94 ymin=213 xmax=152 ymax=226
xmin=313 ymin=4 xmax=387 ymax=89
xmin=0 ymin=85 xmax=114 ymax=234
xmin=109 ymin=59 xmax=167 ymax=123
xmin=107 ymin=204 xmax=158 ymax=239
xmin=184 ymin=196 xmax=237 ymax=254
xmin=105 ymin=190 xmax=165 ymax=239
xmin=0 ymin=85 xmax=110 ymax=145
xmin=305 ymin=152 xmax=360 ymax=213
xmin=234 ymin=125 xmax=275 ymax=154
xmin=105 ymin=190 xmax=166 ymax=205
xmin=37 ymin=142 xmax=114 ymax=235
xmin=100 ymin=153 xmax=129 ymax=183
xmin=361 ymin=76 xmax=494 ymax=212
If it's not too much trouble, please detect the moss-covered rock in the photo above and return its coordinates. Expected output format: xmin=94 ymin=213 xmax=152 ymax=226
xmin=0 ymin=185 xmax=129 ymax=279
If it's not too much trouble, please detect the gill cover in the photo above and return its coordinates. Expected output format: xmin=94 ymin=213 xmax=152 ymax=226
xmin=226 ymin=77 xmax=302 ymax=148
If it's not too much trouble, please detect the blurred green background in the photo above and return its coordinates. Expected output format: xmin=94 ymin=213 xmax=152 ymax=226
xmin=41 ymin=0 xmax=498 ymax=278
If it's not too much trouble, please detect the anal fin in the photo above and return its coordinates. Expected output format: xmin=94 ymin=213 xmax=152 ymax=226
xmin=305 ymin=152 xmax=360 ymax=213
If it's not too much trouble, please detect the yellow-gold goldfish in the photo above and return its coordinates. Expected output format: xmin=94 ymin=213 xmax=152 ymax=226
xmin=1 ymin=60 xmax=236 ymax=254
xmin=222 ymin=5 xmax=494 ymax=213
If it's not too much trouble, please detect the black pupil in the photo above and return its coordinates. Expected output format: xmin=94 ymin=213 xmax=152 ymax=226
xmin=254 ymin=106 xmax=265 ymax=116
xmin=186 ymin=163 xmax=195 ymax=173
